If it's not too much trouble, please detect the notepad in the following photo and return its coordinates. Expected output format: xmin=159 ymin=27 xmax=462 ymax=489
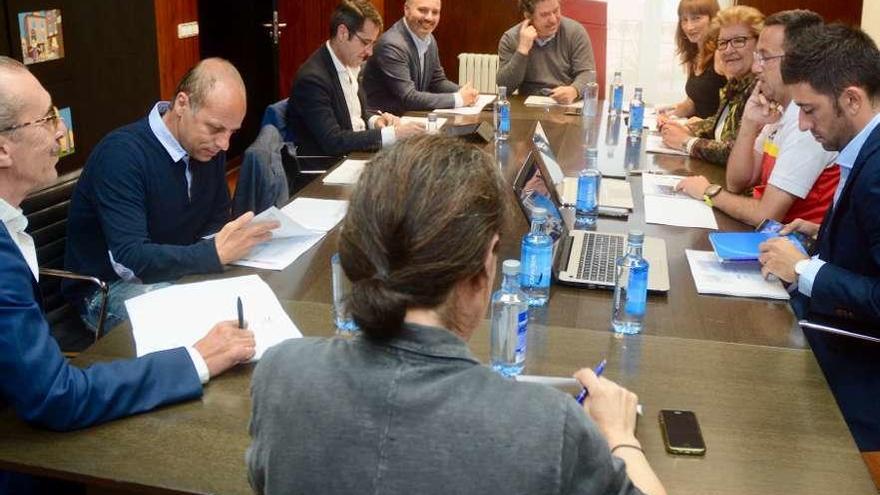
xmin=433 ymin=94 xmax=496 ymax=115
xmin=126 ymin=275 xmax=302 ymax=359
xmin=645 ymin=133 xmax=688 ymax=156
xmin=524 ymin=95 xmax=584 ymax=109
xmin=322 ymin=159 xmax=367 ymax=185
xmin=709 ymin=232 xmax=806 ymax=262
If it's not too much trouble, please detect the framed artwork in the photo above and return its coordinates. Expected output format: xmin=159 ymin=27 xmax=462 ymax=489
xmin=58 ymin=107 xmax=74 ymax=157
xmin=18 ymin=9 xmax=65 ymax=65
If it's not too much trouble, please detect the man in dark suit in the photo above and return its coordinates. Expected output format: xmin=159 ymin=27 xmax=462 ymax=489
xmin=0 ymin=56 xmax=255 ymax=493
xmin=758 ymin=24 xmax=880 ymax=451
xmin=287 ymin=0 xmax=424 ymax=157
xmin=362 ymin=0 xmax=478 ymax=116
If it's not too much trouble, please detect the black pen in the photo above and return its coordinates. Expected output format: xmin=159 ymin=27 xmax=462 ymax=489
xmin=237 ymin=296 xmax=245 ymax=329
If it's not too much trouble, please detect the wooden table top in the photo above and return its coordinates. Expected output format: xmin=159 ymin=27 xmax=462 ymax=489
xmin=0 ymin=98 xmax=872 ymax=494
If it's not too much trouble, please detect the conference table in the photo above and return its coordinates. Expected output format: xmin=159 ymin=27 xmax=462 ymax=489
xmin=0 ymin=98 xmax=874 ymax=494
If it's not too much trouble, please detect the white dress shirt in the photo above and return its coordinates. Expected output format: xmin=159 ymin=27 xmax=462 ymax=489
xmin=0 ymin=198 xmax=38 ymax=280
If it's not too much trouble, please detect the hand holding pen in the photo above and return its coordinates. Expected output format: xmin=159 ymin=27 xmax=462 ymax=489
xmin=573 ymin=364 xmax=642 ymax=448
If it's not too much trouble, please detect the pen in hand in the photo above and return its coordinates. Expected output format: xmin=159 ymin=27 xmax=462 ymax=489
xmin=575 ymin=359 xmax=606 ymax=404
xmin=237 ymin=296 xmax=246 ymax=329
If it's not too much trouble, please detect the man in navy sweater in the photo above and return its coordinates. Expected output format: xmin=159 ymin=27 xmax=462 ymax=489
xmin=0 ymin=56 xmax=256 ymax=494
xmin=64 ymin=58 xmax=278 ymax=332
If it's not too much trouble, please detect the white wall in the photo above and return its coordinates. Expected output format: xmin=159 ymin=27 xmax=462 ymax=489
xmin=863 ymin=0 xmax=880 ymax=45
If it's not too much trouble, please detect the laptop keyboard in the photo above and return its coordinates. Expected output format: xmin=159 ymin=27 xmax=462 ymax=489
xmin=576 ymin=232 xmax=624 ymax=283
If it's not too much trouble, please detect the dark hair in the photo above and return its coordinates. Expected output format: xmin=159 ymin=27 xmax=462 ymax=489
xmin=782 ymin=23 xmax=880 ymax=102
xmin=519 ymin=0 xmax=555 ymax=15
xmin=339 ymin=135 xmax=509 ymax=339
xmin=674 ymin=0 xmax=720 ymax=74
xmin=764 ymin=9 xmax=823 ymax=42
xmin=173 ymin=57 xmax=244 ymax=113
xmin=329 ymin=0 xmax=383 ymax=40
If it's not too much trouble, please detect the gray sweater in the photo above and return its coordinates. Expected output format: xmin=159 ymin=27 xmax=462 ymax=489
xmin=247 ymin=323 xmax=642 ymax=495
xmin=497 ymin=17 xmax=596 ymax=96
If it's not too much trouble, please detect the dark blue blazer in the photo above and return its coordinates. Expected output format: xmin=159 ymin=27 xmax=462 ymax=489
xmin=795 ymin=122 xmax=880 ymax=451
xmin=287 ymin=44 xmax=382 ymax=157
xmin=0 ymin=224 xmax=202 ymax=492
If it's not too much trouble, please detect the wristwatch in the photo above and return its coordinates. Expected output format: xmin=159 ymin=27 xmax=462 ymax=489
xmin=702 ymin=184 xmax=722 ymax=208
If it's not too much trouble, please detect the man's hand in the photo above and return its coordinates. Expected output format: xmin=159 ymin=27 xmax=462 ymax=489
xmin=575 ymin=368 xmax=640 ymax=448
xmin=743 ymin=81 xmax=784 ymax=127
xmin=675 ymin=175 xmax=711 ymax=200
xmin=660 ymin=121 xmax=693 ymax=151
xmin=779 ymin=218 xmax=820 ymax=239
xmin=758 ymin=237 xmax=809 ymax=283
xmin=550 ymin=85 xmax=579 ymax=105
xmin=394 ymin=121 xmax=426 ymax=139
xmin=215 ymin=212 xmax=279 ymax=265
xmin=459 ymin=81 xmax=479 ymax=106
xmin=517 ymin=19 xmax=538 ymax=55
xmin=193 ymin=320 xmax=256 ymax=377
xmin=375 ymin=112 xmax=400 ymax=129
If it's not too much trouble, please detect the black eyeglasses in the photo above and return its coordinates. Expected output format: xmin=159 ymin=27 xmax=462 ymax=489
xmin=0 ymin=106 xmax=60 ymax=133
xmin=716 ymin=35 xmax=755 ymax=51
xmin=352 ymin=31 xmax=376 ymax=48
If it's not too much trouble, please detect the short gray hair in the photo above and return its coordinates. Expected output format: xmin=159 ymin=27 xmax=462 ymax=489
xmin=0 ymin=56 xmax=29 ymax=132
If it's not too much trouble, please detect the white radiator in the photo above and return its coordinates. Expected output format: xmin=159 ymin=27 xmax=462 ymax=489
xmin=457 ymin=53 xmax=499 ymax=94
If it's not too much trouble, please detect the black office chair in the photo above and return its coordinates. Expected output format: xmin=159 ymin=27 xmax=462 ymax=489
xmin=21 ymin=170 xmax=109 ymax=353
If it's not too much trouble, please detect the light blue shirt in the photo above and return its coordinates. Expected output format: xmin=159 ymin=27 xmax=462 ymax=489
xmin=148 ymin=102 xmax=192 ymax=198
xmin=535 ymin=33 xmax=557 ymax=47
xmin=798 ymin=112 xmax=880 ymax=297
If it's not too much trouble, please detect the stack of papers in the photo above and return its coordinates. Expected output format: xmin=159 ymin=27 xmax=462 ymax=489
xmin=524 ymin=95 xmax=583 ymax=109
xmin=433 ymin=94 xmax=496 ymax=115
xmin=645 ymin=133 xmax=688 ymax=156
xmin=322 ymin=159 xmax=367 ymax=185
xmin=125 ymin=275 xmax=302 ymax=359
xmin=685 ymin=250 xmax=789 ymax=300
xmin=232 ymin=198 xmax=348 ymax=270
xmin=642 ymin=174 xmax=718 ymax=229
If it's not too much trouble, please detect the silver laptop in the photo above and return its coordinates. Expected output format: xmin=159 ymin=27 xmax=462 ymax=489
xmin=513 ymin=145 xmax=670 ymax=292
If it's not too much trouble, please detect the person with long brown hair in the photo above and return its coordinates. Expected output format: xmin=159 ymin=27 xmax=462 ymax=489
xmin=663 ymin=0 xmax=725 ymax=119
xmin=247 ymin=135 xmax=666 ymax=495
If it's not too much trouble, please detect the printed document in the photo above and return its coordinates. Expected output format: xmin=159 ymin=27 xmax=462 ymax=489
xmin=232 ymin=198 xmax=349 ymax=270
xmin=645 ymin=133 xmax=688 ymax=156
xmin=434 ymin=94 xmax=496 ymax=115
xmin=642 ymin=174 xmax=717 ymax=229
xmin=126 ymin=275 xmax=302 ymax=359
xmin=685 ymin=250 xmax=789 ymax=300
xmin=252 ymin=206 xmax=323 ymax=238
xmin=322 ymin=159 xmax=367 ymax=185
xmin=524 ymin=95 xmax=583 ymax=109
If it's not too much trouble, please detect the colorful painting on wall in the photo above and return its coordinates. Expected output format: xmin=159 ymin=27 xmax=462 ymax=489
xmin=58 ymin=107 xmax=75 ymax=157
xmin=18 ymin=9 xmax=65 ymax=65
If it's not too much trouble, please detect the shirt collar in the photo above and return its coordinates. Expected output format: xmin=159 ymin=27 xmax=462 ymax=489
xmin=148 ymin=102 xmax=189 ymax=164
xmin=403 ymin=19 xmax=432 ymax=53
xmin=0 ymin=197 xmax=26 ymax=234
xmin=535 ymin=33 xmax=557 ymax=47
xmin=836 ymin=112 xmax=880 ymax=171
xmin=326 ymin=41 xmax=360 ymax=80
xmin=378 ymin=322 xmax=480 ymax=363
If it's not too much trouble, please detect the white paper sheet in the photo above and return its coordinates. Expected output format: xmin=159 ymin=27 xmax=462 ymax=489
xmin=644 ymin=195 xmax=718 ymax=229
xmin=322 ymin=159 xmax=367 ymax=185
xmin=641 ymin=173 xmax=691 ymax=199
xmin=400 ymin=115 xmax=448 ymax=128
xmin=232 ymin=198 xmax=349 ymax=270
xmin=252 ymin=206 xmax=323 ymax=239
xmin=685 ymin=250 xmax=790 ymax=300
xmin=645 ymin=133 xmax=689 ymax=156
xmin=433 ymin=94 xmax=496 ymax=115
xmin=524 ymin=95 xmax=584 ymax=109
xmin=125 ymin=275 xmax=302 ymax=359
xmin=560 ymin=177 xmax=634 ymax=209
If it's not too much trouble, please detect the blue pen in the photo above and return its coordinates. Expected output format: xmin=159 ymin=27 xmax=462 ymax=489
xmin=237 ymin=296 xmax=245 ymax=329
xmin=575 ymin=359 xmax=606 ymax=404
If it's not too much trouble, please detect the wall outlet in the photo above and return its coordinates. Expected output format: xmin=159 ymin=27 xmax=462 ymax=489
xmin=177 ymin=21 xmax=199 ymax=39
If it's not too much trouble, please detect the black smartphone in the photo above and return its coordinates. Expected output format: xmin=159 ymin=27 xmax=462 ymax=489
xmin=658 ymin=409 xmax=706 ymax=455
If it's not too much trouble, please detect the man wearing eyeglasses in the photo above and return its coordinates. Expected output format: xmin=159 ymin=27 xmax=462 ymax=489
xmin=362 ymin=0 xmax=479 ymax=116
xmin=287 ymin=0 xmax=424 ymax=157
xmin=0 ymin=56 xmax=255 ymax=493
xmin=675 ymin=10 xmax=839 ymax=228
xmin=63 ymin=58 xmax=279 ymax=333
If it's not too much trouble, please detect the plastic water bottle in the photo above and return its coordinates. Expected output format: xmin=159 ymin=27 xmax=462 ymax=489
xmin=576 ymin=148 xmax=601 ymax=223
xmin=611 ymin=231 xmax=650 ymax=334
xmin=628 ymin=87 xmax=645 ymax=138
xmin=490 ymin=259 xmax=529 ymax=377
xmin=426 ymin=112 xmax=439 ymax=134
xmin=494 ymin=86 xmax=511 ymax=141
xmin=521 ymin=207 xmax=553 ymax=306
xmin=610 ymin=71 xmax=624 ymax=114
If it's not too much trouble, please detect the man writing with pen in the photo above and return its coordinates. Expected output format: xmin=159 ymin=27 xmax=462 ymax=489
xmin=287 ymin=0 xmax=425 ymax=158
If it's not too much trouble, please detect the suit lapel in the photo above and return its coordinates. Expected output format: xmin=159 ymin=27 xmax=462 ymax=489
xmin=398 ymin=20 xmax=424 ymax=91
xmin=320 ymin=45 xmax=354 ymax=131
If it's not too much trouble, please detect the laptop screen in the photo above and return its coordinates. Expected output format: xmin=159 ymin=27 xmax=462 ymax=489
xmin=532 ymin=122 xmax=565 ymax=185
xmin=513 ymin=149 xmax=567 ymax=241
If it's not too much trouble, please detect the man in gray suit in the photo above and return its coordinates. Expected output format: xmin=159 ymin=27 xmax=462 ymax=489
xmin=363 ymin=0 xmax=478 ymax=116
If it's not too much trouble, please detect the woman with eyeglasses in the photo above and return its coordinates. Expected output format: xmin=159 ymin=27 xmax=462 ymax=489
xmin=660 ymin=0 xmax=724 ymax=120
xmin=247 ymin=135 xmax=666 ymax=495
xmin=661 ymin=5 xmax=764 ymax=165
